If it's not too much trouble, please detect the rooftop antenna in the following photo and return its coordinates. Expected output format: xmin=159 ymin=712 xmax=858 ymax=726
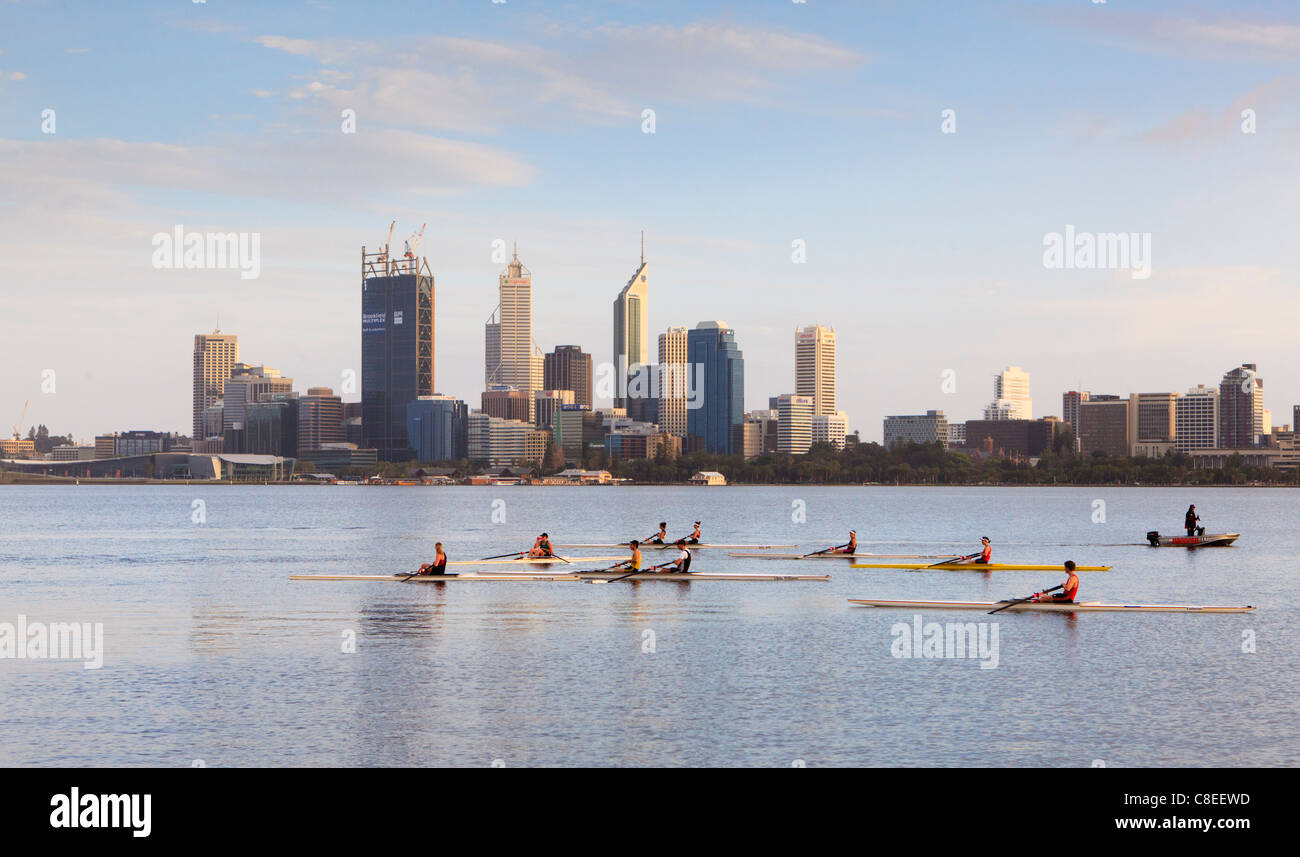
xmin=640 ymin=230 xmax=645 ymax=265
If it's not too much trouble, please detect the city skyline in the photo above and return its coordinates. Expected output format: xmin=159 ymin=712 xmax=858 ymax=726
xmin=3 ymin=1 xmax=1299 ymax=442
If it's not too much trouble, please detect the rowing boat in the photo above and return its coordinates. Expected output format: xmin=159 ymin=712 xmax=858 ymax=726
xmin=290 ymin=572 xmax=830 ymax=582
xmin=1145 ymin=531 xmax=1240 ymax=548
xmin=554 ymin=543 xmax=796 ymax=550
xmin=848 ymin=598 xmax=1253 ymax=613
xmin=730 ymin=552 xmax=961 ymax=560
xmin=446 ymin=556 xmax=625 ymax=566
xmin=849 ymin=562 xmax=1112 ymax=571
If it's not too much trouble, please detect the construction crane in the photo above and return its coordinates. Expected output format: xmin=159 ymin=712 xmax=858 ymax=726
xmin=379 ymin=220 xmax=396 ymax=265
xmin=12 ymin=399 xmax=28 ymax=440
xmin=404 ymin=222 xmax=426 ymax=259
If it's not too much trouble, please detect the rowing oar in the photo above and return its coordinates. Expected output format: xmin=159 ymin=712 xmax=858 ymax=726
xmin=478 ymin=549 xmax=527 ymax=561
xmin=988 ymin=584 xmax=1063 ymax=615
xmin=800 ymin=545 xmax=843 ymax=559
xmin=906 ymin=552 xmax=978 ymax=572
xmin=588 ymin=561 xmax=673 ymax=585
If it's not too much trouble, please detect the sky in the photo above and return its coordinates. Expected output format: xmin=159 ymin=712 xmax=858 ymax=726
xmin=1 ymin=0 xmax=1298 ymax=443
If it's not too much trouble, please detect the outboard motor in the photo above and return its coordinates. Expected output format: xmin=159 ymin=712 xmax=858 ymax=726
xmin=1146 ymin=531 xmax=1161 ymax=547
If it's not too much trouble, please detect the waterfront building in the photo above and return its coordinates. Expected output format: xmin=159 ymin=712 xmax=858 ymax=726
xmin=962 ymin=418 xmax=1059 ymax=457
xmin=534 ymin=389 xmax=575 ymax=429
xmin=406 ymin=395 xmax=469 ymax=462
xmin=656 ymin=327 xmax=690 ymax=437
xmin=883 ymin=410 xmax=949 ymax=449
xmin=1077 ymin=396 xmax=1130 ymax=456
xmin=297 ymin=387 xmax=344 ymax=454
xmin=360 ymin=240 xmax=434 ymax=461
xmin=984 ymin=366 xmax=1032 ymax=420
xmin=686 ymin=321 xmax=744 ymax=454
xmin=543 ymin=345 xmax=593 ymax=408
xmin=481 ymin=385 xmax=531 ymax=422
xmin=468 ymin=412 xmax=549 ymax=467
xmin=795 ymin=325 xmax=836 ymax=416
xmin=1219 ymin=364 xmax=1264 ymax=448
xmin=222 ymin=364 xmax=293 ymax=433
xmin=613 ymin=236 xmax=649 ymax=413
xmin=812 ymin=411 xmax=849 ymax=449
xmin=776 ymin=394 xmax=814 ymax=455
xmin=193 ymin=330 xmax=239 ymax=440
xmin=1175 ymin=385 xmax=1219 ymax=450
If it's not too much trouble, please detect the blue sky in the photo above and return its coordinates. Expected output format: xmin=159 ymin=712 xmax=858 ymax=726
xmin=2 ymin=0 xmax=1298 ymax=442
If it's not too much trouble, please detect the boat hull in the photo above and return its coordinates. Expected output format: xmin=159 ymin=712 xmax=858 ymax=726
xmin=554 ymin=543 xmax=796 ymax=550
xmin=848 ymin=598 xmax=1253 ymax=613
xmin=850 ymin=562 xmax=1112 ymax=571
xmin=291 ymin=572 xmax=830 ymax=582
xmin=730 ymin=552 xmax=961 ymax=560
xmin=1146 ymin=532 xmax=1240 ymax=548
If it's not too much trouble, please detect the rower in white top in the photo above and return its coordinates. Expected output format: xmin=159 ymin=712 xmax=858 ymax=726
xmin=662 ymin=539 xmax=693 ymax=573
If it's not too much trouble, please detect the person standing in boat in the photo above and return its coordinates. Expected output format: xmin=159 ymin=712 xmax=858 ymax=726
xmin=830 ymin=530 xmax=858 ymax=555
xmin=1032 ymin=561 xmax=1080 ymax=603
xmin=529 ymin=533 xmax=554 ymax=558
xmin=661 ymin=539 xmax=692 ymax=573
xmin=416 ymin=543 xmax=449 ymax=576
xmin=1185 ymin=505 xmax=1201 ymax=537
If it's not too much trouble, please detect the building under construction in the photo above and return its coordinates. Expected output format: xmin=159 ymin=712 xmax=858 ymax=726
xmin=361 ymin=222 xmax=434 ymax=462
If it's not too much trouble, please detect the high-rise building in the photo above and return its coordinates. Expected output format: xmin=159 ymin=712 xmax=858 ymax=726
xmin=747 ymin=408 xmax=780 ymax=454
xmin=1077 ymin=396 xmax=1129 ymax=456
xmin=1062 ymin=390 xmax=1090 ymax=451
xmin=297 ymin=387 xmax=344 ymax=454
xmin=406 ymin=395 xmax=468 ymax=462
xmin=486 ymin=246 xmax=540 ymax=418
xmin=883 ymin=410 xmax=949 ymax=449
xmin=1175 ymin=386 xmax=1219 ymax=450
xmin=193 ymin=330 xmax=239 ymax=439
xmin=732 ymin=417 xmax=764 ymax=460
xmin=556 ymin=404 xmax=602 ymax=466
xmin=468 ymin=412 xmax=548 ymax=467
xmin=657 ymin=327 xmax=690 ymax=437
xmin=481 ymin=386 xmax=532 ymax=423
xmin=686 ymin=321 xmax=744 ymax=454
xmin=1219 ymin=364 xmax=1263 ymax=448
xmin=985 ymin=366 xmax=1032 ymax=420
xmin=361 ymin=240 xmax=434 ymax=461
xmin=812 ymin=411 xmax=849 ymax=449
xmin=534 ymin=389 xmax=575 ymax=429
xmin=613 ymin=236 xmax=649 ymax=411
xmin=776 ymin=394 xmax=814 ymax=455
xmin=543 ymin=345 xmax=593 ymax=408
xmin=246 ymin=394 xmax=300 ymax=458
xmin=795 ymin=325 xmax=836 ymax=416
xmin=223 ymin=364 xmax=293 ymax=433
xmin=1132 ymin=393 xmax=1177 ymax=445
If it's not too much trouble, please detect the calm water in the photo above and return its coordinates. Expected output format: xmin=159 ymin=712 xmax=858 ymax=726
xmin=0 ymin=485 xmax=1294 ymax=767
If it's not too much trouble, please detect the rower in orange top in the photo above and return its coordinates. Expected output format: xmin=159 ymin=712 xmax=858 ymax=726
xmin=415 ymin=542 xmax=450 ymax=576
xmin=684 ymin=521 xmax=702 ymax=544
xmin=830 ymin=530 xmax=858 ymax=555
xmin=528 ymin=532 xmax=554 ymax=558
xmin=1033 ymin=561 xmax=1080 ymax=603
xmin=963 ymin=536 xmax=992 ymax=565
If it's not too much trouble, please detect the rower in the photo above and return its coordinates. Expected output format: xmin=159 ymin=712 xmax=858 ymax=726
xmin=415 ymin=542 xmax=450 ymax=576
xmin=1032 ymin=561 xmax=1080 ymax=603
xmin=963 ymin=536 xmax=992 ymax=565
xmin=616 ymin=540 xmax=643 ymax=573
xmin=529 ymin=532 xmax=554 ymax=558
xmin=684 ymin=521 xmax=702 ymax=544
xmin=647 ymin=522 xmax=668 ymax=545
xmin=831 ymin=530 xmax=857 ymax=555
xmin=661 ymin=539 xmax=692 ymax=573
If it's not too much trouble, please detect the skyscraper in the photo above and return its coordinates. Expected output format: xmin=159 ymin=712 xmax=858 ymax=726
xmin=543 ymin=345 xmax=593 ymax=408
xmin=686 ymin=321 xmax=744 ymax=454
xmin=298 ymin=387 xmax=344 ymax=454
xmin=613 ymin=235 xmax=649 ymax=413
xmin=406 ymin=395 xmax=468 ymax=462
xmin=361 ymin=239 xmax=434 ymax=461
xmin=1175 ymin=385 xmax=1219 ymax=450
xmin=222 ymin=364 xmax=293 ymax=433
xmin=1219 ymin=364 xmax=1263 ymax=448
xmin=795 ymin=325 xmax=836 ymax=416
xmin=486 ymin=246 xmax=541 ymax=419
xmin=776 ymin=394 xmax=814 ymax=454
xmin=985 ymin=366 xmax=1032 ymax=420
xmin=192 ymin=330 xmax=238 ymax=439
xmin=657 ymin=327 xmax=689 ymax=437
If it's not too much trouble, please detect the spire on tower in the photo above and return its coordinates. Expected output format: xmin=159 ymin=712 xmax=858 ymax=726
xmin=512 ymin=240 xmax=518 ymax=262
xmin=640 ymin=230 xmax=645 ymax=265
